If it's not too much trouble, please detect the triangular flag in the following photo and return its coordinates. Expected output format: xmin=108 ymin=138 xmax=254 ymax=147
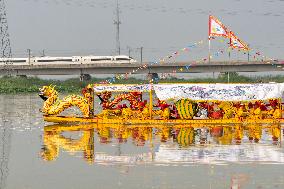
xmin=229 ymin=31 xmax=250 ymax=51
xmin=209 ymin=15 xmax=230 ymax=38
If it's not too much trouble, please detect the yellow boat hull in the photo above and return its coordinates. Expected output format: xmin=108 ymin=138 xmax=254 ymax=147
xmin=43 ymin=115 xmax=284 ymax=125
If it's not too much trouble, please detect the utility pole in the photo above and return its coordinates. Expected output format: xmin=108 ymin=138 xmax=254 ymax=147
xmin=140 ymin=47 xmax=143 ymax=63
xmin=0 ymin=0 xmax=12 ymax=76
xmin=27 ymin=49 xmax=31 ymax=65
xmin=127 ymin=46 xmax=131 ymax=57
xmin=114 ymin=0 xmax=121 ymax=55
xmin=247 ymin=44 xmax=250 ymax=62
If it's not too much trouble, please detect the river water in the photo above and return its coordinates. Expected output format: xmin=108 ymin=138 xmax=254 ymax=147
xmin=0 ymin=94 xmax=284 ymax=189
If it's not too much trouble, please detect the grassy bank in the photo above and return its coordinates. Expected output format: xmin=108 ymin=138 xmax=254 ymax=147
xmin=1 ymin=73 xmax=284 ymax=94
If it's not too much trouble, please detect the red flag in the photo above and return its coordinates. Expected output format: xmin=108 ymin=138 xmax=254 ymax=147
xmin=229 ymin=31 xmax=250 ymax=51
xmin=209 ymin=15 xmax=230 ymax=38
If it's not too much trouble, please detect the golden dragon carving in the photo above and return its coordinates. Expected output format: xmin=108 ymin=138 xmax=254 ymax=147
xmin=39 ymin=85 xmax=93 ymax=117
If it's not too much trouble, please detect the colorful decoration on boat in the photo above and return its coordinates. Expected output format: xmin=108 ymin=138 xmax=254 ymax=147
xmin=97 ymin=91 xmax=145 ymax=110
xmin=39 ymin=85 xmax=92 ymax=117
xmin=175 ymin=99 xmax=197 ymax=119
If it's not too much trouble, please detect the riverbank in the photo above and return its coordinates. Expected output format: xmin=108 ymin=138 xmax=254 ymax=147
xmin=1 ymin=73 xmax=284 ymax=94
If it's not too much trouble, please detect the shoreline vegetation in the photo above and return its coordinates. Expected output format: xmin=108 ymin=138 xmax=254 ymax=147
xmin=1 ymin=73 xmax=284 ymax=94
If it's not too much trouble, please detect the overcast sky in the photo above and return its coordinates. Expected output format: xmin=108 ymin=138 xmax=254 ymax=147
xmin=6 ymin=0 xmax=284 ymax=61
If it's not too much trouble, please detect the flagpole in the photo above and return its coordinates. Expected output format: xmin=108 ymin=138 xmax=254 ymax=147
xmin=208 ymin=15 xmax=211 ymax=64
xmin=208 ymin=37 xmax=211 ymax=64
xmin=228 ymin=31 xmax=232 ymax=83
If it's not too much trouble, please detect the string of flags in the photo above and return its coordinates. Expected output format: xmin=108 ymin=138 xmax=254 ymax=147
xmin=159 ymin=40 xmax=204 ymax=63
xmin=99 ymin=39 xmax=207 ymax=84
xmin=95 ymin=15 xmax=281 ymax=84
xmin=98 ymin=46 xmax=279 ymax=84
xmin=159 ymin=48 xmax=227 ymax=80
xmin=101 ymin=47 xmax=227 ymax=84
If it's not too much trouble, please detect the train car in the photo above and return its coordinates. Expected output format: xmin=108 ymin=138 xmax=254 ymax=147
xmin=113 ymin=55 xmax=137 ymax=64
xmin=82 ymin=55 xmax=137 ymax=64
xmin=0 ymin=55 xmax=137 ymax=65
xmin=82 ymin=56 xmax=113 ymax=64
xmin=33 ymin=56 xmax=81 ymax=65
xmin=0 ymin=58 xmax=28 ymax=65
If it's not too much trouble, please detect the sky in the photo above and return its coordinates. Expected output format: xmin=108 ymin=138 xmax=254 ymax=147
xmin=5 ymin=0 xmax=284 ymax=62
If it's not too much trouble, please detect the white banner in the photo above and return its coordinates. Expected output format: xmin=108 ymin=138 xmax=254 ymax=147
xmin=93 ymin=83 xmax=284 ymax=101
xmin=154 ymin=83 xmax=284 ymax=101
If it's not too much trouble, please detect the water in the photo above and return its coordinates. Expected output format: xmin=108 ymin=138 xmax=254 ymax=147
xmin=1 ymin=94 xmax=284 ymax=189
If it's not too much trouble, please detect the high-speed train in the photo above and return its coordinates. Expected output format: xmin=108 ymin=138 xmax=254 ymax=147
xmin=0 ymin=55 xmax=137 ymax=65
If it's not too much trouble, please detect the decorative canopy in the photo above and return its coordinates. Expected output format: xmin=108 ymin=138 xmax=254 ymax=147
xmin=94 ymin=83 xmax=284 ymax=101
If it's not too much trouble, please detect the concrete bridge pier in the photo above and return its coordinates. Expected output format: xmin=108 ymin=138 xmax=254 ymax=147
xmin=80 ymin=74 xmax=91 ymax=81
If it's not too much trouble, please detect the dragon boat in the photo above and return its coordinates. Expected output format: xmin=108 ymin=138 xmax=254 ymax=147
xmin=39 ymin=83 xmax=284 ymax=124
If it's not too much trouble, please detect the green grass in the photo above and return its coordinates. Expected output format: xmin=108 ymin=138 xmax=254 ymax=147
xmin=1 ymin=73 xmax=284 ymax=94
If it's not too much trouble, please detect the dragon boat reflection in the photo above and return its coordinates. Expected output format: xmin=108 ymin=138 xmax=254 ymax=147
xmin=41 ymin=124 xmax=284 ymax=165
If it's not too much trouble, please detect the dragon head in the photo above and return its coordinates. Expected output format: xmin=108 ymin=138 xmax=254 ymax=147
xmin=39 ymin=85 xmax=57 ymax=101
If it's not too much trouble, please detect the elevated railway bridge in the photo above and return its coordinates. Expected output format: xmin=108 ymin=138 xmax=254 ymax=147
xmin=0 ymin=60 xmax=283 ymax=80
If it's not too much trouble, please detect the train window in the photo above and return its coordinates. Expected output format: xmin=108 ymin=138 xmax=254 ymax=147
xmin=13 ymin=60 xmax=26 ymax=62
xmin=116 ymin=58 xmax=130 ymax=61
xmin=0 ymin=60 xmax=26 ymax=62
xmin=38 ymin=59 xmax=72 ymax=62
xmin=60 ymin=59 xmax=72 ymax=62
xmin=91 ymin=58 xmax=111 ymax=61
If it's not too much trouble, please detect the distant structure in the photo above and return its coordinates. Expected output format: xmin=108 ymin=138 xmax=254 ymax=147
xmin=0 ymin=0 xmax=12 ymax=76
xmin=114 ymin=0 xmax=121 ymax=55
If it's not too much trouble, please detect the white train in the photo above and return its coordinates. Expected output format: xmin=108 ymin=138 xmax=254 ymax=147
xmin=0 ymin=55 xmax=137 ymax=65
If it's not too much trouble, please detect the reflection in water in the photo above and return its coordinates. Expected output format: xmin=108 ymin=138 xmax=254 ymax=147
xmin=0 ymin=96 xmax=13 ymax=189
xmin=0 ymin=123 xmax=11 ymax=189
xmin=41 ymin=126 xmax=94 ymax=163
xmin=41 ymin=123 xmax=283 ymax=165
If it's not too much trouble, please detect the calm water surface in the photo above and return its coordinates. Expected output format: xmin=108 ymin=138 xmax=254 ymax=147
xmin=1 ymin=94 xmax=284 ymax=189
